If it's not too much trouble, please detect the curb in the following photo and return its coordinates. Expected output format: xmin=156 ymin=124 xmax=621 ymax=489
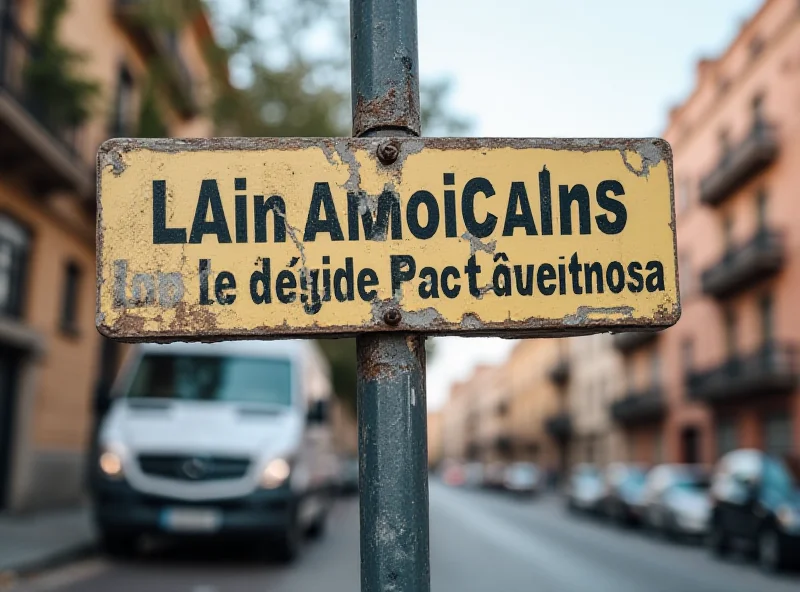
xmin=0 ymin=539 xmax=97 ymax=583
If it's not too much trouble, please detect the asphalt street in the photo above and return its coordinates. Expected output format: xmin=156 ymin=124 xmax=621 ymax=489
xmin=11 ymin=481 xmax=800 ymax=592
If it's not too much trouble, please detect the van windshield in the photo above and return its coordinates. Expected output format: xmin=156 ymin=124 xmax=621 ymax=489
xmin=126 ymin=354 xmax=292 ymax=406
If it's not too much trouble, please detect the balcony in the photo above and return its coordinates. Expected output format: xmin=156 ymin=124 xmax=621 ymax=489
xmin=701 ymin=229 xmax=784 ymax=299
xmin=610 ymin=388 xmax=666 ymax=425
xmin=114 ymin=0 xmax=198 ymax=117
xmin=0 ymin=14 xmax=91 ymax=196
xmin=548 ymin=357 xmax=570 ymax=385
xmin=544 ymin=412 xmax=572 ymax=441
xmin=612 ymin=331 xmax=657 ymax=353
xmin=699 ymin=121 xmax=778 ymax=206
xmin=687 ymin=343 xmax=797 ymax=404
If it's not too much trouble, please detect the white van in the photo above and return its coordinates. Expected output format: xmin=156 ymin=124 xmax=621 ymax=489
xmin=90 ymin=340 xmax=337 ymax=562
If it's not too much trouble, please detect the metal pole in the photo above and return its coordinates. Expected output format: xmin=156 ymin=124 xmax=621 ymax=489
xmin=351 ymin=2 xmax=428 ymax=591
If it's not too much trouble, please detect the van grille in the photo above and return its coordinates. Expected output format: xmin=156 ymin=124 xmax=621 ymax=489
xmin=138 ymin=454 xmax=251 ymax=481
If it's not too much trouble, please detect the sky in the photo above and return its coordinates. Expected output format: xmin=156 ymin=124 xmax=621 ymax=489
xmin=418 ymin=0 xmax=763 ymax=411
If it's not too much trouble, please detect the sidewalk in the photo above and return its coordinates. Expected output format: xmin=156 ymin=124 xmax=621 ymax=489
xmin=0 ymin=506 xmax=95 ymax=576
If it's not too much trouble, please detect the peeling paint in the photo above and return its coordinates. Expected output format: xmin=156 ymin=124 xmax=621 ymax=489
xmin=460 ymin=232 xmax=497 ymax=256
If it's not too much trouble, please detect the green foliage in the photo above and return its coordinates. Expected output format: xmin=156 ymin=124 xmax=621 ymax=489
xmin=24 ymin=0 xmax=100 ymax=128
xmin=137 ymin=77 xmax=168 ymax=138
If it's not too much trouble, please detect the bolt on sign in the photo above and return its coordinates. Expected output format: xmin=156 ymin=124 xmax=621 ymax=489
xmin=96 ymin=137 xmax=680 ymax=340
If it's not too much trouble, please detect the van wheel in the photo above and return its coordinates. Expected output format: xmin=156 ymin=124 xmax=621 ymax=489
xmin=758 ymin=527 xmax=786 ymax=573
xmin=306 ymin=513 xmax=327 ymax=540
xmin=707 ymin=521 xmax=729 ymax=558
xmin=272 ymin=514 xmax=302 ymax=564
xmin=100 ymin=532 xmax=138 ymax=558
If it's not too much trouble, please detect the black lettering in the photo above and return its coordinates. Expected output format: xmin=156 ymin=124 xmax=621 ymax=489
xmin=569 ymin=252 xmax=583 ymax=295
xmin=559 ymin=184 xmax=591 ymax=235
xmin=358 ymin=268 xmax=379 ymax=301
xmin=215 ymin=271 xmax=236 ymax=305
xmin=492 ymin=254 xmax=512 ymax=297
xmin=347 ymin=189 xmax=402 ymax=241
xmin=419 ymin=267 xmax=440 ymax=299
xmin=304 ymin=182 xmax=344 ymax=242
xmin=254 ymin=195 xmax=286 ymax=243
xmin=444 ymin=173 xmax=457 ymax=238
xmin=462 ymin=177 xmax=497 ymax=238
xmin=407 ymin=191 xmax=440 ymax=239
xmin=584 ymin=262 xmax=604 ymax=294
xmin=276 ymin=270 xmax=297 ymax=303
xmin=334 ymin=257 xmax=355 ymax=302
xmin=152 ymin=180 xmax=187 ymax=244
xmin=390 ymin=255 xmax=416 ymax=296
xmin=199 ymin=259 xmax=213 ymax=305
xmin=645 ymin=261 xmax=666 ymax=292
xmin=595 ymin=180 xmax=627 ymax=235
xmin=502 ymin=182 xmax=537 ymax=236
xmin=441 ymin=266 xmax=461 ymax=298
xmin=189 ymin=180 xmax=232 ymax=244
xmin=464 ymin=255 xmax=482 ymax=297
xmin=537 ymin=264 xmax=556 ymax=296
xmin=606 ymin=261 xmax=625 ymax=294
xmin=301 ymin=269 xmax=322 ymax=315
xmin=514 ymin=265 xmax=534 ymax=296
xmin=627 ymin=261 xmax=644 ymax=293
xmin=235 ymin=195 xmax=247 ymax=243
xmin=539 ymin=166 xmax=553 ymax=236
xmin=250 ymin=259 xmax=271 ymax=304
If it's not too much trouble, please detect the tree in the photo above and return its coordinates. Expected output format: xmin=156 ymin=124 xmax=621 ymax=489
xmin=207 ymin=0 xmax=466 ymax=409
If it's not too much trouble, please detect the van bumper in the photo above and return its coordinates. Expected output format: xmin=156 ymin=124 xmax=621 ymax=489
xmin=93 ymin=479 xmax=297 ymax=538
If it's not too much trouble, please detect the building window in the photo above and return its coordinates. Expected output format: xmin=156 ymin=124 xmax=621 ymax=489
xmin=679 ymin=253 xmax=692 ymax=299
xmin=756 ymin=189 xmax=768 ymax=230
xmin=762 ymin=413 xmax=792 ymax=457
xmin=716 ymin=417 xmax=738 ymax=458
xmin=749 ymin=36 xmax=764 ymax=60
xmin=60 ymin=262 xmax=81 ymax=334
xmin=110 ymin=65 xmax=135 ymax=137
xmin=681 ymin=339 xmax=694 ymax=376
xmin=719 ymin=130 xmax=731 ymax=165
xmin=722 ymin=214 xmax=734 ymax=248
xmin=752 ymin=93 xmax=765 ymax=123
xmin=0 ymin=214 xmax=29 ymax=319
xmin=760 ymin=293 xmax=774 ymax=344
xmin=678 ymin=177 xmax=691 ymax=213
xmin=650 ymin=351 xmax=661 ymax=388
xmin=724 ymin=308 xmax=737 ymax=357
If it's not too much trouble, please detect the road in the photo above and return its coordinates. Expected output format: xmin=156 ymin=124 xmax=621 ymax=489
xmin=11 ymin=481 xmax=800 ymax=592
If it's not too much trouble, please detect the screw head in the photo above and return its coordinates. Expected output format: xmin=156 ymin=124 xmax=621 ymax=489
xmin=383 ymin=308 xmax=402 ymax=326
xmin=377 ymin=141 xmax=400 ymax=165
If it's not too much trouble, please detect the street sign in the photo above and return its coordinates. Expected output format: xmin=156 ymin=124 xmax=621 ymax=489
xmin=96 ymin=137 xmax=679 ymax=341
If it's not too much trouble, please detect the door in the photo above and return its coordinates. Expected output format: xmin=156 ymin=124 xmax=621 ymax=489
xmin=681 ymin=426 xmax=700 ymax=464
xmin=0 ymin=345 xmax=20 ymax=511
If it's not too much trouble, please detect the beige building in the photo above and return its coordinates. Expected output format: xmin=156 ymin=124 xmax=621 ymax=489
xmin=605 ymin=0 xmax=800 ymax=466
xmin=568 ymin=334 xmax=625 ymax=467
xmin=0 ymin=0 xmax=220 ymax=513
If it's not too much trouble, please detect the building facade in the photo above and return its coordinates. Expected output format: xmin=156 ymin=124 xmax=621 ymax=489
xmin=616 ymin=0 xmax=800 ymax=466
xmin=0 ymin=0 xmax=219 ymax=513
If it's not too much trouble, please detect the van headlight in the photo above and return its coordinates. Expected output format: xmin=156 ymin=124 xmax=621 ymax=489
xmin=98 ymin=448 xmax=124 ymax=480
xmin=777 ymin=506 xmax=799 ymax=532
xmin=260 ymin=458 xmax=291 ymax=489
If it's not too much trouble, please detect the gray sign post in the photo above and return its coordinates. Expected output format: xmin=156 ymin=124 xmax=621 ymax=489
xmin=350 ymin=1 xmax=430 ymax=591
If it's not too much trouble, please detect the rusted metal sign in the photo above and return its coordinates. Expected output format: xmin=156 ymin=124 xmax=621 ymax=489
xmin=96 ymin=137 xmax=679 ymax=341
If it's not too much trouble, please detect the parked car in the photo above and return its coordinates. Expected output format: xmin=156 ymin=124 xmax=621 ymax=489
xmin=602 ymin=463 xmax=648 ymax=525
xmin=565 ymin=464 xmax=604 ymax=514
xmin=337 ymin=456 xmax=359 ymax=495
xmin=503 ymin=462 xmax=542 ymax=496
xmin=441 ymin=460 xmax=466 ymax=487
xmin=482 ymin=462 xmax=508 ymax=489
xmin=463 ymin=462 xmax=485 ymax=489
xmin=707 ymin=449 xmax=800 ymax=572
xmin=642 ymin=464 xmax=710 ymax=539
xmin=91 ymin=340 xmax=337 ymax=563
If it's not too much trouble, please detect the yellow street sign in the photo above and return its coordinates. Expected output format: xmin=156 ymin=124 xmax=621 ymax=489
xmin=96 ymin=137 xmax=679 ymax=341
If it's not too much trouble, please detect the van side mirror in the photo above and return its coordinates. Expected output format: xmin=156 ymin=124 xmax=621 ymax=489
xmin=93 ymin=384 xmax=112 ymax=417
xmin=307 ymin=400 xmax=329 ymax=424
